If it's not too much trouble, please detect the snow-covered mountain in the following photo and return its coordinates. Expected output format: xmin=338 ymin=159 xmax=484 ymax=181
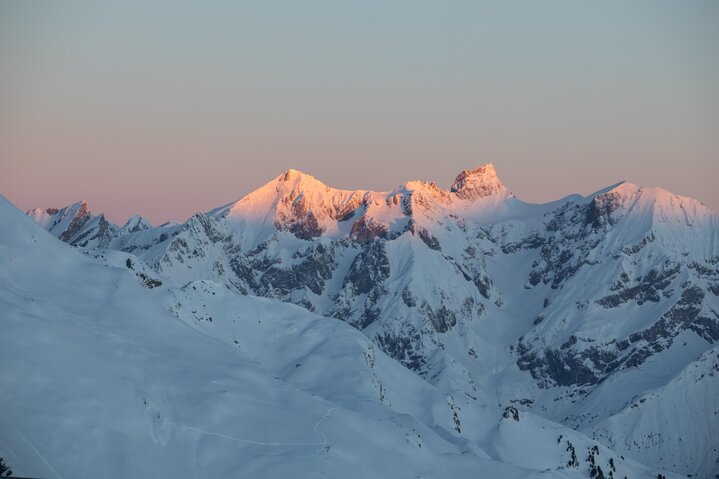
xmin=26 ymin=201 xmax=154 ymax=249
xmin=14 ymin=164 xmax=719 ymax=477
xmin=2 ymin=195 xmax=673 ymax=478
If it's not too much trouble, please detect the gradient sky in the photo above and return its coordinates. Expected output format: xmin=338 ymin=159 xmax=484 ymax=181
xmin=1 ymin=1 xmax=717 ymax=224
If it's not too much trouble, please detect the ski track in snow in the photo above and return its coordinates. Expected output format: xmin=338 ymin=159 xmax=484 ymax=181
xmin=161 ymin=406 xmax=339 ymax=457
xmin=15 ymin=427 xmax=65 ymax=479
xmin=313 ymin=406 xmax=339 ymax=455
xmin=171 ymin=421 xmax=325 ymax=448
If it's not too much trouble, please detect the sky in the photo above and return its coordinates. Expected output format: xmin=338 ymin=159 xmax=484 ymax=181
xmin=1 ymin=1 xmax=717 ymax=225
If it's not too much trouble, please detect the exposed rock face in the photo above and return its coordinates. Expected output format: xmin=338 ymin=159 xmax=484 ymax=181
xmin=275 ymin=194 xmax=325 ymax=240
xmin=57 ymin=202 xmax=91 ymax=242
xmin=267 ymin=169 xmax=371 ymax=240
xmin=421 ymin=301 xmax=457 ymax=333
xmin=417 ymin=227 xmax=441 ymax=251
xmin=73 ymin=214 xmax=115 ymax=248
xmin=375 ymin=329 xmax=426 ymax=371
xmin=119 ymin=215 xmax=152 ymax=234
xmin=261 ymin=243 xmax=337 ymax=298
xmin=586 ymin=192 xmax=622 ymax=229
xmin=503 ymin=406 xmax=520 ymax=421
xmin=451 ymin=163 xmax=510 ymax=200
xmin=596 ymin=264 xmax=679 ymax=308
xmin=27 ymin=201 xmax=118 ymax=249
xmin=332 ymin=240 xmax=391 ymax=329
xmin=526 ymin=201 xmax=603 ymax=289
xmin=350 ymin=216 xmax=388 ymax=243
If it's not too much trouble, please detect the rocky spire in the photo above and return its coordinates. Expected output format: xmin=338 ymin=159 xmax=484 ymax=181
xmin=450 ymin=163 xmax=511 ymax=200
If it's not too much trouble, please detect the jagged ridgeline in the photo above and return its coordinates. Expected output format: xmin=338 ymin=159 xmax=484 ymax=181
xmin=26 ymin=164 xmax=719 ymax=477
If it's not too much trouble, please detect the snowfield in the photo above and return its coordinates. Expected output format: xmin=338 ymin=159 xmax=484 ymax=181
xmin=3 ymin=164 xmax=717 ymax=478
xmin=0 ymin=196 xmax=671 ymax=478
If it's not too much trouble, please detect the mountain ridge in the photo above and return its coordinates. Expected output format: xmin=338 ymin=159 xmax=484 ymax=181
xmin=1 ymin=194 xmax=677 ymax=478
xmin=27 ymin=165 xmax=715 ymax=233
xmin=17 ymin=164 xmax=719 ymax=477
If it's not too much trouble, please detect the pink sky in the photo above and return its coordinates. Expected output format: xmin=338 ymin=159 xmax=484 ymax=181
xmin=1 ymin=2 xmax=717 ymax=225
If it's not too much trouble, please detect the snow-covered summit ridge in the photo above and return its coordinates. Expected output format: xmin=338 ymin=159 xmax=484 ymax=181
xmin=595 ymin=181 xmax=716 ymax=221
xmin=203 ymin=165 xmax=716 ymax=248
xmin=206 ymin=164 xmax=521 ymax=243
xmin=582 ymin=181 xmax=719 ymax=257
xmin=25 ymin=200 xmax=155 ymax=249
xmin=216 ymin=163 xmax=513 ymax=214
xmin=26 ymin=200 xmax=89 ymax=229
xmin=118 ymin=214 xmax=153 ymax=234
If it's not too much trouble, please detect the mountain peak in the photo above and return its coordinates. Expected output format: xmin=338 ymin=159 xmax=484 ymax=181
xmin=282 ymin=168 xmax=302 ymax=179
xmin=279 ymin=168 xmax=316 ymax=183
xmin=26 ymin=200 xmax=90 ymax=226
xmin=272 ymin=168 xmax=333 ymax=194
xmin=119 ymin=214 xmax=152 ymax=234
xmin=450 ymin=163 xmax=511 ymax=200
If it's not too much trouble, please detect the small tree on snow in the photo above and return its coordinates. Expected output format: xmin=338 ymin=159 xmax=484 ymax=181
xmin=0 ymin=457 xmax=12 ymax=477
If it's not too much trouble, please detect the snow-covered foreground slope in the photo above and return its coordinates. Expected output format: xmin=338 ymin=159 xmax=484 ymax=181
xmin=1 ymin=195 xmax=676 ymax=478
xmin=21 ymin=164 xmax=719 ymax=477
xmin=590 ymin=345 xmax=719 ymax=475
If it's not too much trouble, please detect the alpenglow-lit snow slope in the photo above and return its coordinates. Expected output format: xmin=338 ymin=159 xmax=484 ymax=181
xmin=11 ymin=163 xmax=719 ymax=477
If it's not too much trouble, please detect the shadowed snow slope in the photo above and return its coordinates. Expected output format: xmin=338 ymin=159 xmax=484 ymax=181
xmin=19 ymin=164 xmax=719 ymax=477
xmin=1 ymin=195 xmax=677 ymax=478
